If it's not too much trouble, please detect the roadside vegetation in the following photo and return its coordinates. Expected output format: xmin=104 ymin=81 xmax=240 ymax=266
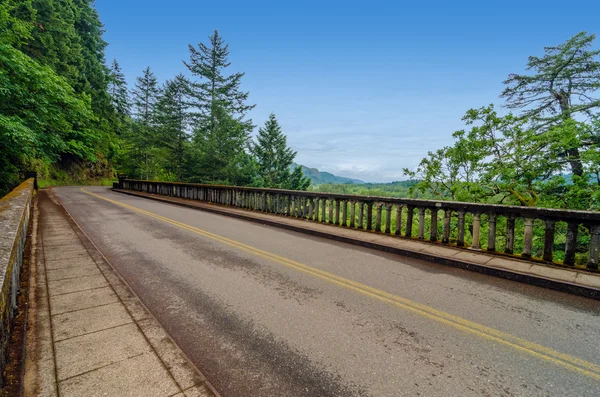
xmin=0 ymin=1 xmax=309 ymax=196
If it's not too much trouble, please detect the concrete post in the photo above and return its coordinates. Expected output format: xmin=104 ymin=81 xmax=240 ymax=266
xmin=505 ymin=214 xmax=515 ymax=254
xmin=543 ymin=219 xmax=556 ymax=262
xmin=350 ymin=201 xmax=356 ymax=228
xmin=335 ymin=200 xmax=340 ymax=225
xmin=385 ymin=204 xmax=392 ymax=234
xmin=522 ymin=217 xmax=534 ymax=258
xmin=564 ymin=222 xmax=578 ymax=266
xmin=395 ymin=205 xmax=402 ymax=236
xmin=405 ymin=206 xmax=414 ymax=238
xmin=471 ymin=213 xmax=481 ymax=250
xmin=366 ymin=202 xmax=373 ymax=231
xmin=457 ymin=210 xmax=465 ymax=246
xmin=321 ymin=198 xmax=326 ymax=223
xmin=487 ymin=212 xmax=497 ymax=252
xmin=341 ymin=200 xmax=348 ymax=226
xmin=587 ymin=224 xmax=600 ymax=271
xmin=418 ymin=208 xmax=425 ymax=239
xmin=358 ymin=202 xmax=364 ymax=230
xmin=442 ymin=210 xmax=451 ymax=244
xmin=429 ymin=208 xmax=438 ymax=241
xmin=375 ymin=204 xmax=383 ymax=232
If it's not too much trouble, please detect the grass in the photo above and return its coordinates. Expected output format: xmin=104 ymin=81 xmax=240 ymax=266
xmin=38 ymin=178 xmax=116 ymax=189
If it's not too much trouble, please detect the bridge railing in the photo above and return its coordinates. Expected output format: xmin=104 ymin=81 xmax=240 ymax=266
xmin=118 ymin=179 xmax=600 ymax=271
xmin=0 ymin=179 xmax=34 ymax=384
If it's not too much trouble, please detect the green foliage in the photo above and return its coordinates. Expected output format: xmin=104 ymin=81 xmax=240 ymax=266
xmin=254 ymin=114 xmax=310 ymax=190
xmin=407 ymin=32 xmax=600 ymax=211
xmin=153 ymin=74 xmax=190 ymax=180
xmin=184 ymin=29 xmax=255 ymax=133
xmin=188 ymin=103 xmax=256 ymax=185
xmin=0 ymin=0 xmax=117 ymax=195
xmin=108 ymin=58 xmax=130 ymax=120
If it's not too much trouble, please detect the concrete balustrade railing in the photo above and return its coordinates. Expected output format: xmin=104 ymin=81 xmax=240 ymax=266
xmin=118 ymin=179 xmax=600 ymax=271
xmin=0 ymin=179 xmax=34 ymax=383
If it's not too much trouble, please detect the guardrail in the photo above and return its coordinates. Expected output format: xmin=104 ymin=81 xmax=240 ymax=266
xmin=0 ymin=178 xmax=34 ymax=385
xmin=117 ymin=179 xmax=600 ymax=271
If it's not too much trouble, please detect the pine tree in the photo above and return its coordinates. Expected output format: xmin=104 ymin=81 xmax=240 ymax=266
xmin=184 ymin=30 xmax=255 ymax=133
xmin=254 ymin=114 xmax=296 ymax=188
xmin=108 ymin=59 xmax=130 ymax=119
xmin=154 ymin=74 xmax=190 ymax=180
xmin=288 ymin=165 xmax=311 ymax=191
xmin=131 ymin=66 xmax=160 ymax=179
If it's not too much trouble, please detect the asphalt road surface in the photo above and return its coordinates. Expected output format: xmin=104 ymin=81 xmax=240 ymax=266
xmin=52 ymin=186 xmax=600 ymax=397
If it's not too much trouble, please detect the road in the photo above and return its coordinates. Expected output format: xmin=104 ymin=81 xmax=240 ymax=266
xmin=52 ymin=186 xmax=600 ymax=396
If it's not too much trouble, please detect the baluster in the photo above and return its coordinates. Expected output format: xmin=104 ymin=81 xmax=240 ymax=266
xmin=341 ymin=200 xmax=347 ymax=226
xmin=335 ymin=200 xmax=340 ymax=225
xmin=564 ymin=222 xmax=578 ymax=266
xmin=522 ymin=217 xmax=534 ymax=258
xmin=405 ymin=205 xmax=414 ymax=238
xmin=358 ymin=202 xmax=364 ymax=229
xmin=487 ymin=212 xmax=497 ymax=252
xmin=385 ymin=204 xmax=392 ymax=234
xmin=471 ymin=213 xmax=481 ymax=250
xmin=542 ymin=219 xmax=556 ymax=262
xmin=587 ymin=224 xmax=600 ymax=271
xmin=328 ymin=199 xmax=334 ymax=224
xmin=418 ymin=208 xmax=425 ymax=239
xmin=395 ymin=205 xmax=403 ymax=236
xmin=364 ymin=202 xmax=372 ymax=231
xmin=321 ymin=198 xmax=327 ymax=223
xmin=505 ymin=214 xmax=515 ymax=254
xmin=303 ymin=198 xmax=309 ymax=218
xmin=442 ymin=209 xmax=451 ymax=244
xmin=375 ymin=204 xmax=383 ymax=232
xmin=314 ymin=197 xmax=319 ymax=222
xmin=350 ymin=201 xmax=356 ymax=228
xmin=430 ymin=208 xmax=438 ymax=241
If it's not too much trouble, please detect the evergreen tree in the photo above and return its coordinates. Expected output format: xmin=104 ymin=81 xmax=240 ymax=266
xmin=154 ymin=74 xmax=190 ymax=180
xmin=131 ymin=66 xmax=160 ymax=179
xmin=288 ymin=165 xmax=311 ymax=191
xmin=189 ymin=103 xmax=254 ymax=185
xmin=108 ymin=59 xmax=130 ymax=119
xmin=184 ymin=30 xmax=255 ymax=133
xmin=253 ymin=113 xmax=309 ymax=190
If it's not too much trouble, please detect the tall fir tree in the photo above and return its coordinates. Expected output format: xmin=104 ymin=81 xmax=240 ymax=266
xmin=184 ymin=30 xmax=257 ymax=185
xmin=184 ymin=29 xmax=255 ymax=132
xmin=253 ymin=113 xmax=309 ymax=190
xmin=131 ymin=66 xmax=160 ymax=179
xmin=154 ymin=74 xmax=190 ymax=180
xmin=108 ymin=59 xmax=130 ymax=119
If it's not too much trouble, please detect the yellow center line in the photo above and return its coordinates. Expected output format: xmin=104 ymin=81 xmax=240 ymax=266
xmin=81 ymin=187 xmax=600 ymax=380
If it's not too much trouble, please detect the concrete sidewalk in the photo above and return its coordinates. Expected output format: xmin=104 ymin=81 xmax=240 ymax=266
xmin=23 ymin=190 xmax=218 ymax=397
xmin=113 ymin=188 xmax=600 ymax=300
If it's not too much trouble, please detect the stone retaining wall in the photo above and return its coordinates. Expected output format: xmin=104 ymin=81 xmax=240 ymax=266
xmin=0 ymin=179 xmax=34 ymax=386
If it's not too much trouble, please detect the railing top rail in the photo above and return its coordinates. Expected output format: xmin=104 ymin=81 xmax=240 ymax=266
xmin=120 ymin=179 xmax=600 ymax=222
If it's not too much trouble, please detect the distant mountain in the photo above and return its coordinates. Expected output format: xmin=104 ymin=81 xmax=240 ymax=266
xmin=292 ymin=163 xmax=365 ymax=185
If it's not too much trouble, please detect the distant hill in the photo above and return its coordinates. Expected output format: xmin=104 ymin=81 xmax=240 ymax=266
xmin=292 ymin=163 xmax=365 ymax=185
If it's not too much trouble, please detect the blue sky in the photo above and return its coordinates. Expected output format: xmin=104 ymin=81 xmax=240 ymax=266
xmin=97 ymin=0 xmax=600 ymax=182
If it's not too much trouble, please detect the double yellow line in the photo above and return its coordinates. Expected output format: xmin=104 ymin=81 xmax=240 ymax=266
xmin=81 ymin=187 xmax=600 ymax=381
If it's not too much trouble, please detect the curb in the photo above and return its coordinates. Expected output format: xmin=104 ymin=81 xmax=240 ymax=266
xmin=111 ymin=189 xmax=600 ymax=301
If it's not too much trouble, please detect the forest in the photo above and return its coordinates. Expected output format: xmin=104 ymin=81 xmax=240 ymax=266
xmin=0 ymin=0 xmax=309 ymax=197
xmin=1 ymin=0 xmax=600 ymax=216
